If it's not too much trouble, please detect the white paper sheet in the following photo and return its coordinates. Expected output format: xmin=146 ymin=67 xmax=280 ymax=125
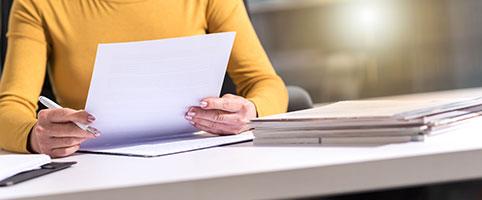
xmin=80 ymin=132 xmax=254 ymax=157
xmin=80 ymin=33 xmax=239 ymax=154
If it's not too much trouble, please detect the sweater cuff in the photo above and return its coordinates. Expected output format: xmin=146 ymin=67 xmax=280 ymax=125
xmin=19 ymin=120 xmax=37 ymax=153
xmin=26 ymin=125 xmax=37 ymax=153
xmin=0 ymin=118 xmax=37 ymax=154
xmin=247 ymin=96 xmax=281 ymax=117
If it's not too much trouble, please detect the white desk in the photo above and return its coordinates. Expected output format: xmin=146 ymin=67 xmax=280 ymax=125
xmin=2 ymin=88 xmax=482 ymax=200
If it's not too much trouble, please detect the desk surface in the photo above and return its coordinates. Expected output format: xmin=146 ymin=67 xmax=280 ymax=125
xmin=3 ymin=87 xmax=482 ymax=200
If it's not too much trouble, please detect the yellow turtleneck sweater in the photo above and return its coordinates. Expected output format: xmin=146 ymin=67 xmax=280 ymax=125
xmin=0 ymin=0 xmax=288 ymax=153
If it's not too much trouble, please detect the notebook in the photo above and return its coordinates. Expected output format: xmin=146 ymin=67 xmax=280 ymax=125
xmin=0 ymin=154 xmax=51 ymax=181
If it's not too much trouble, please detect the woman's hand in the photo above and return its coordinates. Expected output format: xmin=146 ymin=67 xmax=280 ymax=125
xmin=185 ymin=94 xmax=257 ymax=135
xmin=29 ymin=108 xmax=100 ymax=158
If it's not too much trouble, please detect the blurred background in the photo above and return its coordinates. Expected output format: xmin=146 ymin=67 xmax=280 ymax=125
xmin=248 ymin=0 xmax=482 ymax=103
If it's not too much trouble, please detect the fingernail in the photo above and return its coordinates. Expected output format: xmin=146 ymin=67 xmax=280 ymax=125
xmin=94 ymin=130 xmax=101 ymax=137
xmin=185 ymin=115 xmax=193 ymax=120
xmin=87 ymin=115 xmax=96 ymax=122
xmin=200 ymin=101 xmax=208 ymax=108
xmin=190 ymin=121 xmax=195 ymax=125
xmin=90 ymin=128 xmax=101 ymax=137
xmin=187 ymin=112 xmax=196 ymax=117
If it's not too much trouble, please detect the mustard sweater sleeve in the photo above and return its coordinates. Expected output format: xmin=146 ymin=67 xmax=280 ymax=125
xmin=207 ymin=0 xmax=288 ymax=117
xmin=0 ymin=0 xmax=48 ymax=153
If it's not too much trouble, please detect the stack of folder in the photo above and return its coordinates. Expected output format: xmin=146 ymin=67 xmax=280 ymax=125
xmin=250 ymin=97 xmax=482 ymax=145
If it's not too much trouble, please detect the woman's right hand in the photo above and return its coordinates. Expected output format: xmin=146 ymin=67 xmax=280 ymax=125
xmin=29 ymin=108 xmax=99 ymax=158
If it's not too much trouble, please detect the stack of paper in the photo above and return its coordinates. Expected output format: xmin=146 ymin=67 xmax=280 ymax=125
xmin=0 ymin=154 xmax=51 ymax=181
xmin=250 ymin=97 xmax=482 ymax=145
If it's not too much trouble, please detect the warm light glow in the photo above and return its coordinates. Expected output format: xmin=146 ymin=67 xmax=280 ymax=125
xmin=343 ymin=1 xmax=391 ymax=46
xmin=359 ymin=6 xmax=381 ymax=32
xmin=356 ymin=4 xmax=384 ymax=35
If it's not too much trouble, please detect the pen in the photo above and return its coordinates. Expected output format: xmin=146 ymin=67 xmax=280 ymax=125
xmin=38 ymin=96 xmax=99 ymax=136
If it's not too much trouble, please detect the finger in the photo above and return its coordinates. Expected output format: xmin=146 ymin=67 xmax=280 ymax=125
xmin=192 ymin=121 xmax=230 ymax=135
xmin=192 ymin=118 xmax=243 ymax=135
xmin=200 ymin=97 xmax=245 ymax=112
xmin=187 ymin=107 xmax=247 ymax=125
xmin=221 ymin=94 xmax=238 ymax=99
xmin=42 ymin=123 xmax=96 ymax=139
xmin=39 ymin=108 xmax=94 ymax=124
xmin=194 ymin=122 xmax=249 ymax=136
xmin=49 ymin=137 xmax=89 ymax=149
xmin=50 ymin=145 xmax=80 ymax=158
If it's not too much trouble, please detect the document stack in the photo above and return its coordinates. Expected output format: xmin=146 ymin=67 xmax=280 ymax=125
xmin=250 ymin=97 xmax=482 ymax=145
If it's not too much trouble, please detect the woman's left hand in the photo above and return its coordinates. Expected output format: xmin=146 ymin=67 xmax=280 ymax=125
xmin=185 ymin=94 xmax=257 ymax=135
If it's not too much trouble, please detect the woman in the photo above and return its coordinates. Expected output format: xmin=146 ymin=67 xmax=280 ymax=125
xmin=0 ymin=0 xmax=288 ymax=157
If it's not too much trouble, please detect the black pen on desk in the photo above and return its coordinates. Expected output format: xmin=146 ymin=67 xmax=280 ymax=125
xmin=38 ymin=96 xmax=99 ymax=136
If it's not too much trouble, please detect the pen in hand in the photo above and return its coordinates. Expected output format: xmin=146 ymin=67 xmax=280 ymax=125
xmin=38 ymin=96 xmax=100 ymax=136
